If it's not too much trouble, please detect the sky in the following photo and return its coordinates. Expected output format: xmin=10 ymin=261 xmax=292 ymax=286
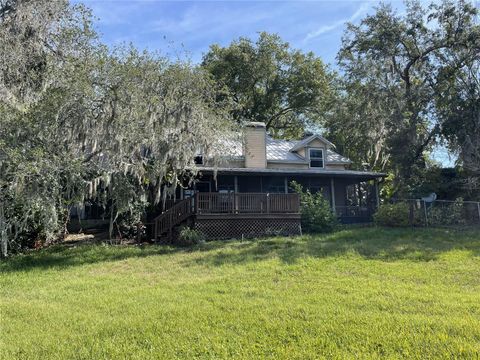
xmin=75 ymin=0 xmax=410 ymax=66
xmin=74 ymin=0 xmax=461 ymax=167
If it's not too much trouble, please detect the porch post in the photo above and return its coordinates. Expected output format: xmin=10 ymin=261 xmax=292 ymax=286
xmin=357 ymin=183 xmax=362 ymax=206
xmin=374 ymin=179 xmax=380 ymax=209
xmin=330 ymin=177 xmax=336 ymax=214
xmin=234 ymin=175 xmax=239 ymax=212
xmin=284 ymin=176 xmax=288 ymax=194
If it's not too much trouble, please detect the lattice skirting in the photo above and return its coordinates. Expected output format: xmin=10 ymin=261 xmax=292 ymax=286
xmin=194 ymin=217 xmax=302 ymax=240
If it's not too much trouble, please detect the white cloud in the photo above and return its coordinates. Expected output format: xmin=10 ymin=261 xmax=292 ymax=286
xmin=303 ymin=2 xmax=369 ymax=42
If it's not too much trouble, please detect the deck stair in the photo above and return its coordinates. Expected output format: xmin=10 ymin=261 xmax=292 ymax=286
xmin=152 ymin=197 xmax=195 ymax=240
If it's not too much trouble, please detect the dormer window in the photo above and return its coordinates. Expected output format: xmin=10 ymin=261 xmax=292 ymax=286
xmin=194 ymin=155 xmax=203 ymax=165
xmin=309 ymin=148 xmax=324 ymax=168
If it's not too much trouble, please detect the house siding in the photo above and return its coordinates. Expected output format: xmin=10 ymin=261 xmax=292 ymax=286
xmin=325 ymin=164 xmax=346 ymax=170
xmin=306 ymin=138 xmax=329 ymax=148
xmin=267 ymin=162 xmax=309 ymax=169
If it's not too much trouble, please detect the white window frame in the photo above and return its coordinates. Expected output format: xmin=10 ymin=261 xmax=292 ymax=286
xmin=309 ymin=148 xmax=324 ymax=168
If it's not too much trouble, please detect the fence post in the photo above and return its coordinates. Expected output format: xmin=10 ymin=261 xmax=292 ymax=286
xmin=423 ymin=200 xmax=428 ymax=227
xmin=409 ymin=201 xmax=414 ymax=227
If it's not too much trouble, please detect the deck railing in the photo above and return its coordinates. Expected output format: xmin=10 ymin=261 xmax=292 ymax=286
xmin=196 ymin=193 xmax=300 ymax=214
xmin=152 ymin=193 xmax=300 ymax=240
xmin=153 ymin=197 xmax=194 ymax=238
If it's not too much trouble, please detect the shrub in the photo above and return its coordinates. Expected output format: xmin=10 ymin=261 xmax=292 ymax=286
xmin=374 ymin=202 xmax=423 ymax=227
xmin=428 ymin=198 xmax=465 ymax=226
xmin=290 ymin=181 xmax=337 ymax=233
xmin=177 ymin=227 xmax=206 ymax=246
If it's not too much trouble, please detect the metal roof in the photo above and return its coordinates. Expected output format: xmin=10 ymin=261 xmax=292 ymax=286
xmin=266 ymin=137 xmax=305 ymax=162
xmin=223 ymin=136 xmax=352 ymax=164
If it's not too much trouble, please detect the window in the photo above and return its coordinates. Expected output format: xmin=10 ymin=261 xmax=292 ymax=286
xmin=194 ymin=155 xmax=203 ymax=165
xmin=309 ymin=148 xmax=324 ymax=168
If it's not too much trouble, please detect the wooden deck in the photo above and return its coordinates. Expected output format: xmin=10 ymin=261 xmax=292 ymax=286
xmin=153 ymin=193 xmax=301 ymax=240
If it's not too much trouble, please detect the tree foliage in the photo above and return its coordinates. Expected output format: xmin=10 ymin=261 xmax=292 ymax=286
xmin=437 ymin=59 xmax=480 ymax=178
xmin=202 ymin=32 xmax=333 ymax=138
xmin=324 ymin=0 xmax=479 ymax=194
xmin=0 ymin=0 xmax=234 ymax=255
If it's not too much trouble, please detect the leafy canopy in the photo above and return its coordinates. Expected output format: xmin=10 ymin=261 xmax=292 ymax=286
xmin=0 ymin=0 xmax=234 ymax=255
xmin=324 ymin=0 xmax=479 ymax=195
xmin=202 ymin=32 xmax=333 ymax=138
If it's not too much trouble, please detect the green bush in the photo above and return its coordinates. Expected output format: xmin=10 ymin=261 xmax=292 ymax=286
xmin=291 ymin=182 xmax=337 ymax=233
xmin=177 ymin=227 xmax=206 ymax=246
xmin=374 ymin=202 xmax=423 ymax=227
xmin=428 ymin=198 xmax=465 ymax=226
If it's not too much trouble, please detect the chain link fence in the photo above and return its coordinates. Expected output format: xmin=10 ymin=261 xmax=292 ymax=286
xmin=389 ymin=198 xmax=480 ymax=228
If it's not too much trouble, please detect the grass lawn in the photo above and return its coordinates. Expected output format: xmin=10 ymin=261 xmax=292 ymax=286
xmin=1 ymin=227 xmax=480 ymax=359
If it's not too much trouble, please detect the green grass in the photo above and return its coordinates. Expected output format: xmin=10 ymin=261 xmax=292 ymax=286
xmin=1 ymin=227 xmax=480 ymax=359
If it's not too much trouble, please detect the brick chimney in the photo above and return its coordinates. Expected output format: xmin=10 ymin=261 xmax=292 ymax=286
xmin=244 ymin=122 xmax=267 ymax=168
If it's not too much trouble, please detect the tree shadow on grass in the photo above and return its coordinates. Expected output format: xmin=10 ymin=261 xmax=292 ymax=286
xmin=188 ymin=227 xmax=480 ymax=267
xmin=1 ymin=227 xmax=479 ymax=273
xmin=0 ymin=242 xmax=182 ymax=273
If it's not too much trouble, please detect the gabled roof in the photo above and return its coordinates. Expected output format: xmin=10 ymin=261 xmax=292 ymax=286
xmin=207 ymin=134 xmax=351 ymax=164
xmin=289 ymin=134 xmax=335 ymax=152
xmin=267 ymin=137 xmax=351 ymax=164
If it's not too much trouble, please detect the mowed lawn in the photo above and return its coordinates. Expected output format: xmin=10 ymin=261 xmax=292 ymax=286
xmin=1 ymin=228 xmax=480 ymax=359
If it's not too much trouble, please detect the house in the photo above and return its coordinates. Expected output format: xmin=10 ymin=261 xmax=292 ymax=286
xmin=153 ymin=122 xmax=385 ymax=240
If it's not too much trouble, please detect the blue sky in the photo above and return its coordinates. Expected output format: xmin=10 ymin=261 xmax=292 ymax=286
xmin=76 ymin=0 xmax=411 ymax=66
xmin=75 ymin=0 xmax=459 ymax=166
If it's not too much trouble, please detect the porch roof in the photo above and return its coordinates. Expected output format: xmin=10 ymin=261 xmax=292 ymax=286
xmin=197 ymin=167 xmax=386 ymax=180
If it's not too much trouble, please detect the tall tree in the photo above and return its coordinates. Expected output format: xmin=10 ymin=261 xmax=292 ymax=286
xmin=437 ymin=58 xmax=480 ymax=190
xmin=0 ymin=1 xmax=234 ymax=255
xmin=202 ymin=32 xmax=333 ymax=138
xmin=326 ymin=0 xmax=479 ymax=194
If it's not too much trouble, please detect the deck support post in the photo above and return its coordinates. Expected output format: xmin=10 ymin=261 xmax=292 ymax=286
xmin=330 ymin=178 xmax=336 ymax=214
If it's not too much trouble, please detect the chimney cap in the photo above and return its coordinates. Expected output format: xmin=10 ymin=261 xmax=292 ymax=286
xmin=245 ymin=121 xmax=266 ymax=128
